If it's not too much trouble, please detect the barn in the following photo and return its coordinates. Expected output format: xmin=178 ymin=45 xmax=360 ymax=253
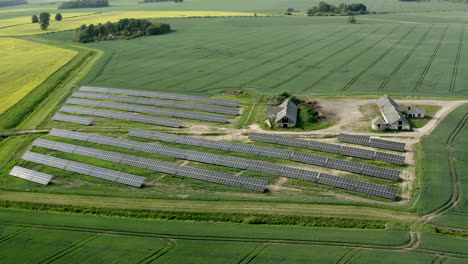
xmin=267 ymin=99 xmax=298 ymax=128
xmin=372 ymin=95 xmax=411 ymax=131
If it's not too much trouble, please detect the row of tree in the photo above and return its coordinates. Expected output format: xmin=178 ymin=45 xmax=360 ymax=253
xmin=58 ymin=0 xmax=109 ymax=9
xmin=307 ymin=1 xmax=368 ymax=16
xmin=73 ymin=18 xmax=171 ymax=43
xmin=31 ymin=12 xmax=62 ymax=30
xmin=0 ymin=0 xmax=27 ymax=7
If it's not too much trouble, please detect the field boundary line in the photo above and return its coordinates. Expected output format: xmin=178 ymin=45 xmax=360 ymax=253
xmin=377 ymin=25 xmax=433 ymax=91
xmin=237 ymin=243 xmax=270 ymax=264
xmin=39 ymin=234 xmax=99 ymax=264
xmin=138 ymin=238 xmax=176 ymax=264
xmin=272 ymin=26 xmax=384 ymax=90
xmin=449 ymin=26 xmax=464 ymax=93
xmin=413 ymin=26 xmax=449 ymax=92
xmin=0 ymin=227 xmax=29 ymax=245
xmin=241 ymin=26 xmax=365 ymax=87
xmin=302 ymin=25 xmax=401 ymax=92
xmin=340 ymin=25 xmax=417 ymax=91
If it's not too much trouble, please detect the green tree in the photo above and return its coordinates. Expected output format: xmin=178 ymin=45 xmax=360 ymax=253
xmin=39 ymin=12 xmax=50 ymax=30
xmin=55 ymin=13 xmax=62 ymax=21
xmin=31 ymin=14 xmax=38 ymax=23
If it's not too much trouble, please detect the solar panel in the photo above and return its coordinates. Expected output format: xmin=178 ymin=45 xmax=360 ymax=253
xmin=338 ymin=134 xmax=406 ymax=152
xmin=65 ymin=98 xmax=230 ymax=123
xmin=79 ymin=86 xmax=240 ymax=107
xmin=30 ymin=138 xmax=266 ymax=192
xmin=59 ymin=106 xmax=182 ymax=127
xmin=52 ymin=113 xmax=92 ymax=125
xmin=130 ymin=129 xmax=400 ymax=181
xmin=249 ymin=133 xmax=405 ymax=165
xmin=47 ymin=129 xmax=398 ymax=199
xmin=9 ymin=166 xmax=52 ymax=185
xmin=22 ymin=151 xmax=145 ymax=187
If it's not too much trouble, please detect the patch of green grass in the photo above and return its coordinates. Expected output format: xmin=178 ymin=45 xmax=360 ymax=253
xmin=406 ymin=105 xmax=441 ymax=128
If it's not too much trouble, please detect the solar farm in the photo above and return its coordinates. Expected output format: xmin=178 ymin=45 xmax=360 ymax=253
xmin=1 ymin=0 xmax=468 ymax=262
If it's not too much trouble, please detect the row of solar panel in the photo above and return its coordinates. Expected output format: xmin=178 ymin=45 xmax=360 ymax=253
xmin=339 ymin=134 xmax=406 ymax=152
xmin=248 ymin=133 xmax=405 ymax=165
xmin=129 ymin=129 xmax=400 ymax=181
xmin=31 ymin=138 xmax=267 ymax=192
xmin=9 ymin=166 xmax=52 ymax=185
xmin=47 ymin=129 xmax=397 ymax=199
xmin=79 ymin=86 xmax=239 ymax=107
xmin=59 ymin=106 xmax=182 ymax=127
xmin=22 ymin=151 xmax=145 ymax=187
xmin=71 ymin=92 xmax=240 ymax=116
xmin=52 ymin=113 xmax=93 ymax=125
xmin=66 ymin=98 xmax=230 ymax=123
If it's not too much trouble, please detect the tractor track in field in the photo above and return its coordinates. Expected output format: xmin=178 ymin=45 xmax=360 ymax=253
xmin=449 ymin=26 xmax=464 ymax=93
xmin=301 ymin=25 xmax=401 ymax=93
xmin=336 ymin=248 xmax=360 ymax=264
xmin=89 ymin=48 xmax=116 ymax=84
xmin=413 ymin=26 xmax=449 ymax=93
xmin=237 ymin=243 xmax=270 ymax=264
xmin=239 ymin=26 xmax=366 ymax=88
xmin=419 ymin=113 xmax=467 ymax=221
xmin=271 ymin=26 xmax=384 ymax=90
xmin=3 ymin=222 xmax=468 ymax=258
xmin=339 ymin=25 xmax=417 ymax=92
xmin=39 ymin=234 xmax=99 ymax=264
xmin=0 ymin=227 xmax=29 ymax=245
xmin=377 ymin=25 xmax=433 ymax=91
xmin=164 ymin=27 xmax=325 ymax=89
xmin=147 ymin=28 xmax=279 ymax=79
xmin=138 ymin=238 xmax=176 ymax=264
xmin=189 ymin=27 xmax=344 ymax=90
xmin=171 ymin=26 xmax=353 ymax=90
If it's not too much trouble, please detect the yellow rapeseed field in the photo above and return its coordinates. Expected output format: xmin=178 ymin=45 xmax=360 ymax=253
xmin=0 ymin=37 xmax=77 ymax=115
xmin=0 ymin=11 xmax=263 ymax=36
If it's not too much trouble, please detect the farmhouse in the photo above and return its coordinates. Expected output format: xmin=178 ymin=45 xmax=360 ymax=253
xmin=372 ymin=95 xmax=410 ymax=131
xmin=267 ymin=99 xmax=298 ymax=128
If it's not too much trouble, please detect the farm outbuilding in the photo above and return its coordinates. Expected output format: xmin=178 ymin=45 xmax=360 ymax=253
xmin=398 ymin=106 xmax=426 ymax=118
xmin=373 ymin=95 xmax=411 ymax=131
xmin=267 ymin=99 xmax=298 ymax=128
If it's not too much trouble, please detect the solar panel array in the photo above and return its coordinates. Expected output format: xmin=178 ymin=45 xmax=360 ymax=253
xmin=129 ymin=129 xmax=401 ymax=181
xmin=9 ymin=166 xmax=52 ymax=185
xmin=79 ymin=86 xmax=240 ymax=107
xmin=31 ymin=138 xmax=266 ymax=192
xmin=22 ymin=151 xmax=145 ymax=187
xmin=248 ymin=133 xmax=405 ymax=165
xmin=46 ymin=129 xmax=397 ymax=199
xmin=339 ymin=134 xmax=406 ymax=152
xmin=59 ymin=106 xmax=182 ymax=127
xmin=66 ymin=98 xmax=229 ymax=123
xmin=71 ymin=92 xmax=240 ymax=116
xmin=52 ymin=113 xmax=93 ymax=125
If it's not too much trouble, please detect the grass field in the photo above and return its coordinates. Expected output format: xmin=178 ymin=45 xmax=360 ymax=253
xmin=38 ymin=16 xmax=468 ymax=98
xmin=0 ymin=37 xmax=76 ymax=115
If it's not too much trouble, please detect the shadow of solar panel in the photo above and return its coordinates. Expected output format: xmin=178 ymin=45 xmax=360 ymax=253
xmin=10 ymin=166 xmax=53 ymax=185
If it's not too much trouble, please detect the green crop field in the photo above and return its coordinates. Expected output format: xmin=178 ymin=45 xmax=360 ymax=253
xmin=37 ymin=16 xmax=468 ymax=98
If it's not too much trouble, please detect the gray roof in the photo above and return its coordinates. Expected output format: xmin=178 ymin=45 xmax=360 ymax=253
xmin=267 ymin=107 xmax=281 ymax=118
xmin=377 ymin=95 xmax=408 ymax=125
xmin=372 ymin=117 xmax=386 ymax=125
xmin=275 ymin=99 xmax=297 ymax=124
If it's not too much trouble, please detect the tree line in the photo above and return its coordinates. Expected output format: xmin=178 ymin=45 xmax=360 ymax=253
xmin=73 ymin=18 xmax=171 ymax=43
xmin=58 ymin=0 xmax=109 ymax=9
xmin=0 ymin=0 xmax=27 ymax=7
xmin=307 ymin=1 xmax=368 ymax=16
xmin=31 ymin=12 xmax=62 ymax=30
